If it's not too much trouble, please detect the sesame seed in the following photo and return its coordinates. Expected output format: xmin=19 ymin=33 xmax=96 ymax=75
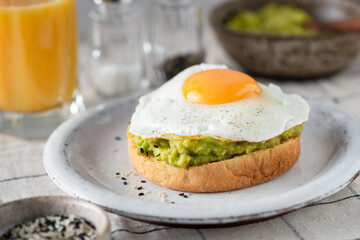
xmin=115 ymin=136 xmax=121 ymax=140
xmin=138 ymin=193 xmax=144 ymax=196
xmin=137 ymin=187 xmax=143 ymax=190
xmin=141 ymin=180 xmax=146 ymax=183
xmin=121 ymin=177 xmax=126 ymax=180
xmin=140 ymin=148 xmax=144 ymax=153
xmin=179 ymin=193 xmax=184 ymax=196
xmin=156 ymin=154 xmax=160 ymax=157
xmin=122 ymin=171 xmax=136 ymax=177
xmin=154 ymin=145 xmax=158 ymax=148
xmin=123 ymin=181 xmax=128 ymax=185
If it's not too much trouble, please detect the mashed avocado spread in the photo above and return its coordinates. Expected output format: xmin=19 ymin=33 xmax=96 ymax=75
xmin=226 ymin=3 xmax=316 ymax=35
xmin=129 ymin=125 xmax=303 ymax=168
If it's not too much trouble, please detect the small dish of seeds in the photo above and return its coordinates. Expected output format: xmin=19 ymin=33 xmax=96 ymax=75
xmin=0 ymin=196 xmax=110 ymax=240
xmin=1 ymin=214 xmax=96 ymax=240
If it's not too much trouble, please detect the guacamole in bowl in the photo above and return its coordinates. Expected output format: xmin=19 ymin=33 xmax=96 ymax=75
xmin=226 ymin=3 xmax=317 ymax=35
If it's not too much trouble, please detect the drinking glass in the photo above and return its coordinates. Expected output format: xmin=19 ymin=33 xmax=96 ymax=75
xmin=0 ymin=0 xmax=84 ymax=139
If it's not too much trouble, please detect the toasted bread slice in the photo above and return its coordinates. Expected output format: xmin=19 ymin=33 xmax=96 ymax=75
xmin=128 ymin=137 xmax=300 ymax=192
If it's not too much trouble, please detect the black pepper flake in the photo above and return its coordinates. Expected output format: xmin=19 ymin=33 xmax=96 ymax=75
xmin=154 ymin=145 xmax=158 ymax=148
xmin=123 ymin=181 xmax=128 ymax=185
xmin=140 ymin=148 xmax=144 ymax=153
xmin=137 ymin=187 xmax=143 ymax=190
xmin=171 ymin=202 xmax=175 ymax=204
xmin=121 ymin=177 xmax=126 ymax=180
xmin=115 ymin=136 xmax=122 ymax=140
xmin=138 ymin=193 xmax=144 ymax=196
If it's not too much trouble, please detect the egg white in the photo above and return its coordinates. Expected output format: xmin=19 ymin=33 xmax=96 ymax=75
xmin=129 ymin=64 xmax=310 ymax=142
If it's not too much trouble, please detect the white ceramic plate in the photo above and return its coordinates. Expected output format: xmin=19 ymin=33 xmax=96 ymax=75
xmin=43 ymin=93 xmax=360 ymax=226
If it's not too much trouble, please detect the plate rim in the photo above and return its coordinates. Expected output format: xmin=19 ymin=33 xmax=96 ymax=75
xmin=43 ymin=97 xmax=360 ymax=224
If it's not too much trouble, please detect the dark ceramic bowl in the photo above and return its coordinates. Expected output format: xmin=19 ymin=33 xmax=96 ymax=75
xmin=210 ymin=0 xmax=360 ymax=78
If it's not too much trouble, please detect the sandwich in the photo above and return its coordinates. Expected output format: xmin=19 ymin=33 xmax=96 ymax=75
xmin=127 ymin=64 xmax=310 ymax=192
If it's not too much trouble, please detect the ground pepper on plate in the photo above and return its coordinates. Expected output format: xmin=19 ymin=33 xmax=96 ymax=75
xmin=1 ymin=214 xmax=97 ymax=240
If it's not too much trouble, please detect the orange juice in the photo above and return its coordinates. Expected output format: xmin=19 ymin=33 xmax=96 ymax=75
xmin=0 ymin=0 xmax=77 ymax=113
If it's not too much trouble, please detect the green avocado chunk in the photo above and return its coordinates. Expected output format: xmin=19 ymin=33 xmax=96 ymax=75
xmin=129 ymin=125 xmax=303 ymax=168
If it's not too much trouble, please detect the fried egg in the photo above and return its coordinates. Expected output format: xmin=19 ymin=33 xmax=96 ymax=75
xmin=129 ymin=64 xmax=310 ymax=142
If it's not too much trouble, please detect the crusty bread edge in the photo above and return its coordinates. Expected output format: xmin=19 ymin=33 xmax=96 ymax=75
xmin=128 ymin=137 xmax=300 ymax=192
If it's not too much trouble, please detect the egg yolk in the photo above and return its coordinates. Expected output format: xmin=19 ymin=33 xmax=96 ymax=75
xmin=183 ymin=69 xmax=262 ymax=105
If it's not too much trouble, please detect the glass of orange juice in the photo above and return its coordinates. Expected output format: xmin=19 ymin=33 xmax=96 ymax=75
xmin=0 ymin=0 xmax=84 ymax=139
